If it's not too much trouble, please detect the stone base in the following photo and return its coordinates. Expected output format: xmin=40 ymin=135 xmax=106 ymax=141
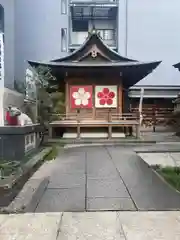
xmin=62 ymin=132 xmax=125 ymax=139
xmin=111 ymin=133 xmax=126 ymax=138
xmin=0 ymin=124 xmax=43 ymax=161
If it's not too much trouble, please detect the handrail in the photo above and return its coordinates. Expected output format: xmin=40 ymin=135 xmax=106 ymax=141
xmin=52 ymin=113 xmax=139 ymax=123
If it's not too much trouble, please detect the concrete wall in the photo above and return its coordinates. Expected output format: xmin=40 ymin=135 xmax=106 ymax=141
xmin=0 ymin=0 xmax=14 ymax=89
xmin=118 ymin=0 xmax=180 ymax=86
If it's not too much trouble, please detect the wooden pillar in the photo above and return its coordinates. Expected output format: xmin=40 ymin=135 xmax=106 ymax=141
xmin=108 ymin=125 xmax=112 ymax=139
xmin=77 ymin=110 xmax=81 ymax=139
xmin=77 ymin=124 xmax=81 ymax=139
xmin=65 ymin=80 xmax=69 ymax=116
xmin=118 ymin=82 xmax=123 ymax=114
xmin=108 ymin=110 xmax=112 ymax=139
xmin=92 ymin=84 xmax=96 ymax=120
xmin=123 ymin=88 xmax=130 ymax=113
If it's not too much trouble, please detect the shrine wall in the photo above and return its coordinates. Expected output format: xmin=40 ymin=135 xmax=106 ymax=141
xmin=65 ymin=78 xmax=123 ymax=119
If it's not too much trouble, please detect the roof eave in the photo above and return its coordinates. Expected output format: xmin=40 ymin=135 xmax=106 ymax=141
xmin=173 ymin=62 xmax=180 ymax=71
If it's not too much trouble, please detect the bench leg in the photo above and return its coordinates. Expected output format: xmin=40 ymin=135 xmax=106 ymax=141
xmin=77 ymin=125 xmax=81 ymax=139
xmin=108 ymin=125 xmax=112 ymax=139
xmin=136 ymin=124 xmax=140 ymax=138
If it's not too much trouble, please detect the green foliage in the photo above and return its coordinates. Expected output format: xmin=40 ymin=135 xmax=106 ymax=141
xmin=14 ymin=65 xmax=65 ymax=127
xmin=33 ymin=65 xmax=57 ymax=89
xmin=156 ymin=166 xmax=180 ymax=191
xmin=0 ymin=161 xmax=21 ymax=178
xmin=27 ymin=65 xmax=65 ymax=126
xmin=44 ymin=145 xmax=59 ymax=161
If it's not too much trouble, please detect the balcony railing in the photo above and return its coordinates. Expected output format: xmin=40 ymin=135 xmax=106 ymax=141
xmin=70 ymin=0 xmax=118 ymax=5
xmin=71 ymin=6 xmax=118 ymax=20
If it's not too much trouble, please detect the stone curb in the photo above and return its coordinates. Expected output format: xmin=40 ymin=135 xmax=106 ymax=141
xmin=25 ymin=177 xmax=49 ymax=212
xmin=0 ymin=147 xmax=52 ymax=213
xmin=1 ymin=178 xmax=49 ymax=213
xmin=48 ymin=139 xmax=157 ymax=144
xmin=135 ymin=149 xmax=180 ymax=153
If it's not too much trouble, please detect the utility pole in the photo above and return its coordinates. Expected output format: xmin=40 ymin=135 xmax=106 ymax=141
xmin=139 ymin=87 xmax=144 ymax=126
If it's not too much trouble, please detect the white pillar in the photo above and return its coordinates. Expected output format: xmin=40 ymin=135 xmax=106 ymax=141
xmin=0 ymin=88 xmax=4 ymax=126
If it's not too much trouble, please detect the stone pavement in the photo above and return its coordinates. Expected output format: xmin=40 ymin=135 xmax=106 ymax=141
xmin=1 ymin=211 xmax=180 ymax=239
xmin=29 ymin=146 xmax=180 ymax=212
xmin=139 ymin=152 xmax=180 ymax=167
xmin=140 ymin=126 xmax=179 ymax=142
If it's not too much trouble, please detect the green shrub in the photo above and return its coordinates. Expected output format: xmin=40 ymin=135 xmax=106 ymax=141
xmin=156 ymin=166 xmax=180 ymax=191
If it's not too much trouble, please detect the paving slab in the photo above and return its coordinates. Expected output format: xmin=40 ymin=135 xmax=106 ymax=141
xmin=0 ymin=215 xmax=8 ymax=226
xmin=134 ymin=144 xmax=180 ymax=153
xmin=57 ymin=212 xmax=126 ymax=240
xmin=35 ymin=188 xmax=85 ymax=212
xmin=107 ymin=146 xmax=180 ymax=210
xmin=2 ymin=212 xmax=180 ymax=239
xmin=86 ymin=149 xmax=118 ymax=178
xmin=138 ymin=152 xmax=176 ymax=167
xmin=52 ymin=161 xmax=85 ymax=174
xmin=87 ymin=197 xmax=136 ymax=211
xmin=118 ymin=211 xmax=180 ymax=240
xmin=87 ymin=179 xmax=129 ymax=198
xmin=170 ymin=152 xmax=180 ymax=166
xmin=0 ymin=213 xmax=62 ymax=240
xmin=48 ymin=173 xmax=85 ymax=189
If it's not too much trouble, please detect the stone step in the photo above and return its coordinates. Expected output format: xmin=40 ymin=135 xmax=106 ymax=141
xmin=62 ymin=132 xmax=125 ymax=139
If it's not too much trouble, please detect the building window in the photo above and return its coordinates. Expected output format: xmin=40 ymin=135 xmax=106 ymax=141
xmin=72 ymin=20 xmax=88 ymax=32
xmin=98 ymin=29 xmax=114 ymax=41
xmin=61 ymin=0 xmax=67 ymax=14
xmin=61 ymin=28 xmax=67 ymax=52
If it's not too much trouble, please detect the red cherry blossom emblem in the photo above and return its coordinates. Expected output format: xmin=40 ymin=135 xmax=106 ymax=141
xmin=97 ymin=87 xmax=115 ymax=106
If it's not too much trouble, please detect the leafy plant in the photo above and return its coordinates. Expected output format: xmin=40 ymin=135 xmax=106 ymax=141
xmin=14 ymin=66 xmax=65 ymax=126
xmin=31 ymin=65 xmax=65 ymax=126
xmin=44 ymin=145 xmax=59 ymax=161
xmin=0 ymin=161 xmax=21 ymax=178
xmin=156 ymin=166 xmax=180 ymax=191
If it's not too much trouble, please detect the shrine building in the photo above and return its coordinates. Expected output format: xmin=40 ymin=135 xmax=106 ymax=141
xmin=29 ymin=31 xmax=160 ymax=139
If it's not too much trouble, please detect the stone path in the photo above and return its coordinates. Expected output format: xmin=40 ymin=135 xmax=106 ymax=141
xmin=31 ymin=146 xmax=180 ymax=212
xmin=1 ymin=211 xmax=180 ymax=239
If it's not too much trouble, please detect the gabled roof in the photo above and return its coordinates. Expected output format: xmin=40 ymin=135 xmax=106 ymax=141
xmin=51 ymin=30 xmax=136 ymax=63
xmin=28 ymin=31 xmax=161 ymax=88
